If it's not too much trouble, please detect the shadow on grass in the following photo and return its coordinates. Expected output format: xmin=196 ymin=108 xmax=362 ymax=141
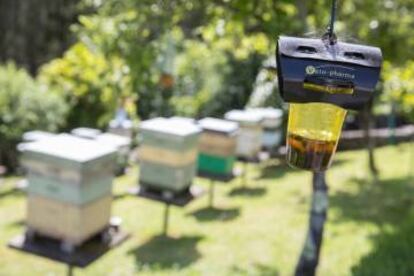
xmin=231 ymin=263 xmax=280 ymax=276
xmin=128 ymin=235 xmax=203 ymax=270
xmin=257 ymin=163 xmax=291 ymax=180
xmin=188 ymin=207 xmax=241 ymax=222
xmin=0 ymin=187 xmax=24 ymax=199
xmin=330 ymin=155 xmax=352 ymax=167
xmin=7 ymin=219 xmax=25 ymax=230
xmin=228 ymin=186 xmax=267 ymax=198
xmin=113 ymin=192 xmax=130 ymax=201
xmin=330 ymin=176 xmax=414 ymax=225
xmin=257 ymin=154 xmax=351 ymax=180
xmin=330 ymin=175 xmax=414 ymax=275
xmin=351 ymin=212 xmax=414 ymax=276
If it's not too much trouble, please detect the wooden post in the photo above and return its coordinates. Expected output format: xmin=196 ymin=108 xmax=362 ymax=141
xmin=295 ymin=172 xmax=328 ymax=276
xmin=363 ymin=101 xmax=379 ymax=177
xmin=209 ymin=179 xmax=215 ymax=208
xmin=67 ymin=265 xmax=74 ymax=276
xmin=242 ymin=162 xmax=248 ymax=187
xmin=162 ymin=203 xmax=170 ymax=236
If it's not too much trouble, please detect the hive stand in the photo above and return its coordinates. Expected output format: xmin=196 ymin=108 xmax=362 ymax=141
xmin=237 ymin=152 xmax=270 ymax=187
xmin=8 ymin=218 xmax=130 ymax=276
xmin=0 ymin=166 xmax=6 ymax=186
xmin=197 ymin=170 xmax=241 ymax=208
xmin=129 ymin=185 xmax=205 ymax=236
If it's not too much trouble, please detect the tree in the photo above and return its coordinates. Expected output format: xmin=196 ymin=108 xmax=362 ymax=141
xmin=0 ymin=0 xmax=81 ymax=74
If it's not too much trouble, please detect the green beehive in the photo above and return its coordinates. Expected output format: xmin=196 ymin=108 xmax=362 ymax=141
xmin=198 ymin=153 xmax=235 ymax=175
xmin=138 ymin=118 xmax=201 ymax=193
xmin=197 ymin=118 xmax=239 ymax=176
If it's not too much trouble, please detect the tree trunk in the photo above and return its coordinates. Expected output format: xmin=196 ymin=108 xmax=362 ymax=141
xmin=363 ymin=101 xmax=379 ymax=177
xmin=0 ymin=0 xmax=80 ymax=74
xmin=295 ymin=172 xmax=328 ymax=276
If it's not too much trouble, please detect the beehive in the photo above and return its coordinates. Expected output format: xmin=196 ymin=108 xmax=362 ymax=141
xmin=96 ymin=133 xmax=131 ymax=174
xmin=108 ymin=119 xmax=134 ymax=138
xmin=27 ymin=175 xmax=112 ymax=205
xmin=71 ymin=127 xmax=102 ymax=140
xmin=138 ymin=118 xmax=201 ymax=193
xmin=139 ymin=118 xmax=200 ymax=152
xmin=22 ymin=134 xmax=116 ymax=245
xmin=224 ymin=110 xmax=264 ymax=159
xmin=27 ymin=194 xmax=111 ymax=246
xmin=247 ymin=108 xmax=284 ymax=150
xmin=22 ymin=131 xmax=57 ymax=143
xmin=197 ymin=118 xmax=238 ymax=176
xmin=138 ymin=146 xmax=197 ymax=167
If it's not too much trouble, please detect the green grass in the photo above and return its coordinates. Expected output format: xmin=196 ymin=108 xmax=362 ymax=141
xmin=1 ymin=144 xmax=414 ymax=276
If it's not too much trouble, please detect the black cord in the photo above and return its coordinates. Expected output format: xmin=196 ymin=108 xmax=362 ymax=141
xmin=324 ymin=0 xmax=338 ymax=44
xmin=328 ymin=0 xmax=337 ymax=37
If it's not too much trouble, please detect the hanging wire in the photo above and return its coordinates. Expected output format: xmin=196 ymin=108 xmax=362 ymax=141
xmin=324 ymin=0 xmax=338 ymax=44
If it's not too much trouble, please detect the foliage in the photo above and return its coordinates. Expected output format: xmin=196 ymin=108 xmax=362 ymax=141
xmin=70 ymin=0 xmax=301 ymax=119
xmin=3 ymin=0 xmax=414 ymax=123
xmin=0 ymin=63 xmax=67 ymax=170
xmin=69 ymin=0 xmax=414 ymax=121
xmin=382 ymin=61 xmax=414 ymax=122
xmin=39 ymin=42 xmax=136 ymax=129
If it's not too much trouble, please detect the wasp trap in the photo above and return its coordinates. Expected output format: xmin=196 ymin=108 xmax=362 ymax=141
xmin=276 ymin=7 xmax=382 ymax=171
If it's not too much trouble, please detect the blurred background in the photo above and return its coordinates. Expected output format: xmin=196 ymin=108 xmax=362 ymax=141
xmin=1 ymin=0 xmax=414 ymax=276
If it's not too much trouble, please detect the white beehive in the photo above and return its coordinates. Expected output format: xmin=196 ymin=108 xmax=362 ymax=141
xmin=71 ymin=127 xmax=102 ymax=140
xmin=22 ymin=134 xmax=116 ymax=246
xmin=224 ymin=110 xmax=264 ymax=159
xmin=247 ymin=108 xmax=284 ymax=149
xmin=138 ymin=117 xmax=201 ymax=193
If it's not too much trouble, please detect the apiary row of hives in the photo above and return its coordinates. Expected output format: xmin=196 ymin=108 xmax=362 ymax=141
xmin=137 ymin=108 xmax=283 ymax=194
xmin=20 ymin=108 xmax=282 ymax=249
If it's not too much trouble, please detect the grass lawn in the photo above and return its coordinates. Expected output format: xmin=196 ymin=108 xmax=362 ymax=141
xmin=1 ymin=143 xmax=414 ymax=276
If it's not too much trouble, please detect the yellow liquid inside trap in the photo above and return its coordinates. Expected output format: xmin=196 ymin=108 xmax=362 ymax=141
xmin=286 ymin=103 xmax=347 ymax=171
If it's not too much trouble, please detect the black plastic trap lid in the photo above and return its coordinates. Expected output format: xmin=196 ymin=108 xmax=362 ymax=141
xmin=278 ymin=36 xmax=382 ymax=68
xmin=276 ymin=36 xmax=383 ymax=110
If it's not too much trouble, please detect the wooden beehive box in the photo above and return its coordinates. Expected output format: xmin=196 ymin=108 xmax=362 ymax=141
xmin=224 ymin=110 xmax=264 ymax=159
xmin=22 ymin=134 xmax=116 ymax=204
xmin=138 ymin=117 xmax=201 ymax=193
xmin=139 ymin=161 xmax=196 ymax=192
xmin=27 ymin=174 xmax=112 ymax=205
xmin=22 ymin=131 xmax=57 ymax=143
xmin=22 ymin=134 xmax=116 ymax=173
xmin=197 ymin=118 xmax=239 ymax=175
xmin=108 ymin=119 xmax=134 ymax=138
xmin=247 ymin=108 xmax=284 ymax=149
xmin=96 ymin=133 xmax=132 ymax=174
xmin=96 ymin=133 xmax=131 ymax=154
xmin=139 ymin=118 xmax=201 ymax=152
xmin=26 ymin=194 xmax=111 ymax=246
xmin=138 ymin=146 xmax=197 ymax=167
xmin=71 ymin=127 xmax=102 ymax=140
